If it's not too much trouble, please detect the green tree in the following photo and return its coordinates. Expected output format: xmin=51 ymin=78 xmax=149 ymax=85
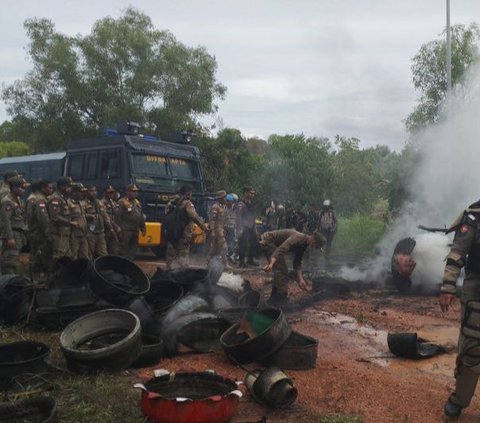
xmin=0 ymin=141 xmax=30 ymax=158
xmin=256 ymin=134 xmax=333 ymax=207
xmin=2 ymin=8 xmax=226 ymax=151
xmin=406 ymin=23 xmax=480 ymax=132
xmin=194 ymin=128 xmax=260 ymax=194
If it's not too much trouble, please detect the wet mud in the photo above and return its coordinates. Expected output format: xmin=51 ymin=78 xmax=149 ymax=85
xmin=135 ymin=257 xmax=480 ymax=422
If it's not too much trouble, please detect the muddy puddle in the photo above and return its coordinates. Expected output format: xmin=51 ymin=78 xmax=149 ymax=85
xmin=299 ymin=307 xmax=457 ymax=378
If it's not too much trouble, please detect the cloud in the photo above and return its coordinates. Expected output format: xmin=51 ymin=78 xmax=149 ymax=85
xmin=2 ymin=0 xmax=480 ymax=151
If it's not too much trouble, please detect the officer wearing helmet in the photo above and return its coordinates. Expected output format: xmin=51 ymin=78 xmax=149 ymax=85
xmin=319 ymin=199 xmax=337 ymax=259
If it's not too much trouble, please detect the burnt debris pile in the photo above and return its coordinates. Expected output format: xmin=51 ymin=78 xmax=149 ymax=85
xmin=0 ymin=257 xmax=320 ymax=421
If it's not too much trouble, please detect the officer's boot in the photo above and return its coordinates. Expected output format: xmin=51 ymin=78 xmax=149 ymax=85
xmin=238 ymin=253 xmax=246 ymax=268
xmin=267 ymin=286 xmax=289 ymax=306
xmin=444 ymin=397 xmax=463 ymax=418
xmin=445 ymin=366 xmax=480 ymax=418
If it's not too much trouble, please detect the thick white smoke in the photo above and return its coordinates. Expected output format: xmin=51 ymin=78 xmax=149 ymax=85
xmin=341 ymin=63 xmax=480 ymax=288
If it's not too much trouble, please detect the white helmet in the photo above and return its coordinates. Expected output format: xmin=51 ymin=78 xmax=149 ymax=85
xmin=323 ymin=200 xmax=331 ymax=206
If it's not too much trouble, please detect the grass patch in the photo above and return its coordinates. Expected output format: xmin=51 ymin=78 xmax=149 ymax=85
xmin=0 ymin=325 xmax=146 ymax=423
xmin=332 ymin=214 xmax=387 ymax=257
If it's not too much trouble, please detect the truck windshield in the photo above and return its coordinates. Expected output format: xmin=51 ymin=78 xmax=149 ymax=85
xmin=131 ymin=153 xmax=198 ymax=181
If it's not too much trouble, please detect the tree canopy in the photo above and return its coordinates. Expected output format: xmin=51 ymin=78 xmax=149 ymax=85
xmin=405 ymin=23 xmax=480 ymax=132
xmin=197 ymin=129 xmax=413 ymax=217
xmin=2 ymin=8 xmax=226 ymax=151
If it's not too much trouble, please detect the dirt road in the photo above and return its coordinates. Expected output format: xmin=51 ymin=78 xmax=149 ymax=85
xmin=137 ymin=258 xmax=477 ymax=423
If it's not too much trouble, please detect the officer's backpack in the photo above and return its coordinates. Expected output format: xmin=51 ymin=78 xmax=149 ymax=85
xmin=162 ymin=202 xmax=189 ymax=244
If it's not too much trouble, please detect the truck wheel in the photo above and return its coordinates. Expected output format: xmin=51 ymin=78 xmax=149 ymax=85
xmin=152 ymin=245 xmax=167 ymax=259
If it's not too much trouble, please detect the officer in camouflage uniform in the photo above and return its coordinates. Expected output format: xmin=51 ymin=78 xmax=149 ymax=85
xmin=67 ymin=183 xmax=89 ymax=260
xmin=0 ymin=176 xmax=29 ymax=274
xmin=117 ymin=184 xmax=146 ymax=260
xmin=440 ymin=201 xmax=480 ymax=418
xmin=48 ymin=177 xmax=74 ymax=262
xmin=209 ymin=190 xmax=229 ymax=267
xmin=224 ymin=194 xmax=237 ymax=263
xmin=319 ymin=200 xmax=337 ymax=259
xmin=101 ymin=185 xmax=121 ymax=255
xmin=27 ymin=179 xmax=53 ymax=277
xmin=26 ymin=180 xmax=41 ymax=216
xmin=166 ymin=185 xmax=208 ymax=270
xmin=260 ymin=228 xmax=325 ymax=305
xmin=236 ymin=186 xmax=258 ymax=268
xmin=84 ymin=185 xmax=112 ymax=259
xmin=306 ymin=203 xmax=320 ymax=234
xmin=0 ymin=170 xmax=20 ymax=201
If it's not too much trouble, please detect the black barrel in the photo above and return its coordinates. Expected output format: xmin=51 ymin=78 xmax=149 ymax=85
xmin=144 ymin=280 xmax=184 ymax=315
xmin=60 ymin=309 xmax=142 ymax=373
xmin=91 ymin=255 xmax=150 ymax=306
xmin=168 ymin=268 xmax=209 ymax=293
xmin=260 ymin=331 xmax=318 ymax=370
xmin=0 ymin=341 xmax=51 ymax=389
xmin=220 ymin=308 xmax=292 ymax=364
xmin=0 ymin=275 xmax=33 ymax=325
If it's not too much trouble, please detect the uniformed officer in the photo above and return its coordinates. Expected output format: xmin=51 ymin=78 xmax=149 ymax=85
xmin=0 ymin=170 xmax=20 ymax=201
xmin=260 ymin=229 xmax=325 ymax=305
xmin=319 ymin=200 xmax=337 ymax=259
xmin=440 ymin=201 xmax=480 ymax=418
xmin=84 ymin=185 xmax=112 ymax=259
xmin=224 ymin=194 xmax=237 ymax=263
xmin=117 ymin=184 xmax=146 ymax=260
xmin=68 ymin=182 xmax=89 ymax=260
xmin=101 ymin=185 xmax=121 ymax=255
xmin=236 ymin=187 xmax=258 ymax=268
xmin=166 ymin=185 xmax=208 ymax=270
xmin=26 ymin=180 xmax=42 ymax=230
xmin=48 ymin=176 xmax=73 ymax=262
xmin=27 ymin=179 xmax=53 ymax=277
xmin=209 ymin=190 xmax=229 ymax=267
xmin=0 ymin=176 xmax=29 ymax=274
xmin=306 ymin=203 xmax=320 ymax=234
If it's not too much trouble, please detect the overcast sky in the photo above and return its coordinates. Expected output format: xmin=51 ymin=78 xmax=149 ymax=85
xmin=2 ymin=1 xmax=480 ymax=150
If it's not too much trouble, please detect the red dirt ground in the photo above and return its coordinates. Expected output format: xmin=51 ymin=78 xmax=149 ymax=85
xmin=136 ymin=259 xmax=477 ymax=423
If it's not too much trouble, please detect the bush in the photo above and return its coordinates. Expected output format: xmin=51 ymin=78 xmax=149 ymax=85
xmin=332 ymin=214 xmax=387 ymax=256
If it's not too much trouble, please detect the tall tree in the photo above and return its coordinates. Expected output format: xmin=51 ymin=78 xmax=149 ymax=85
xmin=406 ymin=23 xmax=480 ymax=132
xmin=2 ymin=8 xmax=226 ymax=151
xmin=194 ymin=128 xmax=260 ymax=193
xmin=256 ymin=134 xmax=333 ymax=207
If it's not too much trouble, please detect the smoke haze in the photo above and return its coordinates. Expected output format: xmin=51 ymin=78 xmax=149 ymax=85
xmin=341 ymin=63 xmax=480 ymax=288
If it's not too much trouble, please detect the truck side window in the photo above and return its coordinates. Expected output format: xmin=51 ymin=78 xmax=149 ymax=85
xmin=86 ymin=153 xmax=98 ymax=179
xmin=100 ymin=150 xmax=121 ymax=179
xmin=68 ymin=154 xmax=84 ymax=180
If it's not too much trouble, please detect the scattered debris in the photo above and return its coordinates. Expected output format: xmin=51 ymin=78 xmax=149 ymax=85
xmin=0 ymin=275 xmax=33 ymax=325
xmin=60 ymin=309 xmax=142 ymax=373
xmin=387 ymin=332 xmax=447 ymax=359
xmin=0 ymin=341 xmax=51 ymax=390
xmin=244 ymin=367 xmax=297 ymax=409
xmin=0 ymin=396 xmax=57 ymax=423
xmin=220 ymin=308 xmax=292 ymax=364
xmin=260 ymin=331 xmax=318 ymax=370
